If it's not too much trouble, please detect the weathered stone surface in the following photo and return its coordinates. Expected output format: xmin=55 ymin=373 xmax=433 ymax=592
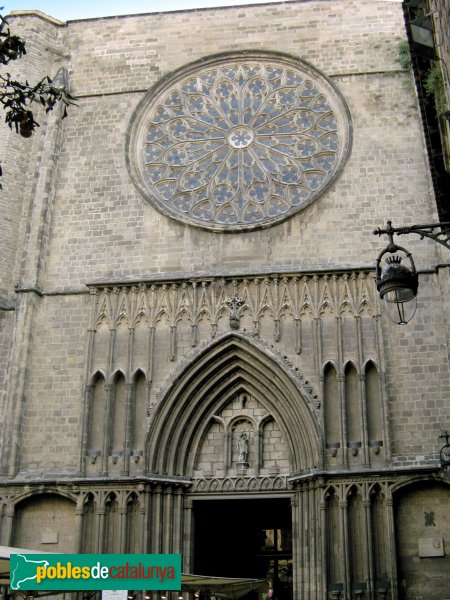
xmin=1 ymin=2 xmax=449 ymax=598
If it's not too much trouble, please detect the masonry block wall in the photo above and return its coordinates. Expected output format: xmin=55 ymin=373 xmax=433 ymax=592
xmin=1 ymin=2 xmax=450 ymax=598
xmin=2 ymin=0 xmax=446 ymax=471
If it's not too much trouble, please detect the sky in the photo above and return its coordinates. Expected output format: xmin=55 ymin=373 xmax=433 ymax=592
xmin=4 ymin=0 xmax=400 ymax=22
xmin=4 ymin=0 xmax=290 ymax=22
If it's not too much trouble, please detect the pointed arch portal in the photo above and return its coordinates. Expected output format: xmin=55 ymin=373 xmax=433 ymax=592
xmin=146 ymin=334 xmax=323 ymax=599
xmin=147 ymin=333 xmax=322 ymax=477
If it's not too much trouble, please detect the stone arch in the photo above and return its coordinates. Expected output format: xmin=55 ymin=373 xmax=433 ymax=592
xmin=125 ymin=492 xmax=141 ymax=553
xmin=110 ymin=368 xmax=127 ymax=386
xmin=363 ymin=358 xmax=379 ymax=373
xmin=260 ymin=413 xmax=275 ymax=428
xmin=323 ymin=359 xmax=339 ymax=374
xmin=104 ymin=492 xmax=120 ymax=553
xmin=131 ymin=367 xmax=147 ymax=382
xmin=87 ymin=371 xmax=106 ymax=471
xmin=88 ymin=369 xmax=107 ymax=386
xmin=228 ymin=413 xmax=258 ymax=430
xmin=131 ymin=368 xmax=147 ymax=454
xmin=82 ymin=492 xmax=98 ymax=553
xmin=11 ymin=486 xmax=78 ymax=507
xmin=147 ymin=333 xmax=322 ymax=476
xmin=323 ymin=361 xmax=340 ymax=452
xmin=343 ymin=359 xmax=359 ymax=376
xmin=344 ymin=361 xmax=359 ymax=448
xmin=370 ymin=483 xmax=389 ymax=589
xmin=12 ymin=492 xmax=77 ymax=552
xmin=325 ymin=485 xmax=341 ymax=589
xmin=390 ymin=473 xmax=450 ymax=496
xmin=347 ymin=484 xmax=365 ymax=587
xmin=111 ymin=371 xmax=127 ymax=455
xmin=364 ymin=360 xmax=383 ymax=451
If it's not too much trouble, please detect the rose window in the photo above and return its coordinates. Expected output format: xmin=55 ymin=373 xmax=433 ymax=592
xmin=127 ymin=52 xmax=352 ymax=231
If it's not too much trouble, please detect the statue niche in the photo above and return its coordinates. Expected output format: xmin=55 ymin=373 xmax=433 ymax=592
xmin=193 ymin=392 xmax=291 ymax=479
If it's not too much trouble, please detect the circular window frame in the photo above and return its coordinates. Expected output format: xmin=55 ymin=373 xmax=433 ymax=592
xmin=126 ymin=50 xmax=353 ymax=232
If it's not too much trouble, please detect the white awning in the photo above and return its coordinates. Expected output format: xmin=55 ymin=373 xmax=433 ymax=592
xmin=181 ymin=573 xmax=269 ymax=598
xmin=0 ymin=548 xmax=269 ymax=598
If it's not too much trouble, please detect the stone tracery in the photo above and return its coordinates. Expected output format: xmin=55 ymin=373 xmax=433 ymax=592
xmin=128 ymin=52 xmax=352 ymax=230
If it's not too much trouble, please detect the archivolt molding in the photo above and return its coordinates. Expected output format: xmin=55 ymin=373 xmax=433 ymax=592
xmin=1 ymin=485 xmax=79 ymax=508
xmin=155 ymin=330 xmax=319 ymax=410
xmin=146 ymin=332 xmax=323 ymax=477
xmin=389 ymin=472 xmax=450 ymax=495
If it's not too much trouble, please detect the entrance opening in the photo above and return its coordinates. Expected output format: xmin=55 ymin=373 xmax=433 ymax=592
xmin=193 ymin=498 xmax=293 ymax=599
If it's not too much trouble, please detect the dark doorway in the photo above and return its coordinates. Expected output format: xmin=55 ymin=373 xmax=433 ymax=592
xmin=193 ymin=497 xmax=293 ymax=600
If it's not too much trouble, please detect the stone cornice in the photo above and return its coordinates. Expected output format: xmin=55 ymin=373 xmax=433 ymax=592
xmin=9 ymin=10 xmax=65 ymax=26
xmin=85 ymin=264 xmax=375 ymax=289
xmin=289 ymin=464 xmax=441 ymax=487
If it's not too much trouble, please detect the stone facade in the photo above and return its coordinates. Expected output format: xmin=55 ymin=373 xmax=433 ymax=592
xmin=1 ymin=1 xmax=450 ymax=599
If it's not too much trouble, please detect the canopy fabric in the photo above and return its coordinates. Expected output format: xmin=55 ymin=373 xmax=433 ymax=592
xmin=0 ymin=547 xmax=269 ymax=598
xmin=181 ymin=573 xmax=269 ymax=598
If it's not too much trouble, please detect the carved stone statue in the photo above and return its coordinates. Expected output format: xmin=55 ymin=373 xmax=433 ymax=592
xmin=237 ymin=432 xmax=249 ymax=463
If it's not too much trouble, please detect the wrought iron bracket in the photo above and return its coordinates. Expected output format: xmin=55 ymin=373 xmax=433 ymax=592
xmin=373 ymin=220 xmax=450 ymax=251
